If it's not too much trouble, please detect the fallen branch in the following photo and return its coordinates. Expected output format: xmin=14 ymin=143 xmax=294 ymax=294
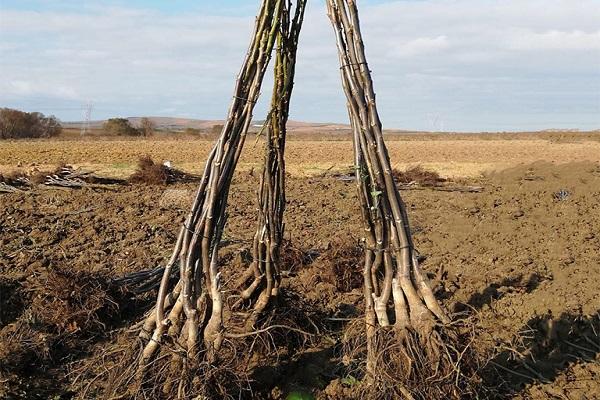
xmin=0 ymin=182 xmax=22 ymax=193
xmin=432 ymin=185 xmax=483 ymax=193
xmin=334 ymin=174 xmax=484 ymax=193
xmin=45 ymin=174 xmax=86 ymax=188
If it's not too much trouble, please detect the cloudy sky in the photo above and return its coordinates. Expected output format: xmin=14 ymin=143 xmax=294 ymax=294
xmin=0 ymin=0 xmax=598 ymax=131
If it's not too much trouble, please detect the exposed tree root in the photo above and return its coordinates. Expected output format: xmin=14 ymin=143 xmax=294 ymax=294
xmin=76 ymin=329 xmax=249 ymax=399
xmin=338 ymin=316 xmax=481 ymax=399
xmin=77 ymin=287 xmax=323 ymax=399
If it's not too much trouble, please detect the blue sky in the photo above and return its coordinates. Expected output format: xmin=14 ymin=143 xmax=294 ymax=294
xmin=1 ymin=0 xmax=599 ymax=131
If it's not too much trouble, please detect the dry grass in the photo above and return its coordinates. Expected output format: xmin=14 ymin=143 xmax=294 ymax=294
xmin=128 ymin=155 xmax=199 ymax=185
xmin=392 ymin=165 xmax=446 ymax=186
xmin=128 ymin=155 xmax=170 ymax=185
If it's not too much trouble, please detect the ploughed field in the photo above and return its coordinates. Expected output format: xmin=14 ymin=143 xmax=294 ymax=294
xmin=2 ymin=133 xmax=600 ymax=179
xmin=1 ymin=135 xmax=599 ymax=399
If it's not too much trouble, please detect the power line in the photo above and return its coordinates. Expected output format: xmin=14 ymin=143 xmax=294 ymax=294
xmin=80 ymin=101 xmax=93 ymax=136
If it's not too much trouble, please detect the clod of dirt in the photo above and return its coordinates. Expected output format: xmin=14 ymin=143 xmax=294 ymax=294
xmin=512 ymin=210 xmax=525 ymax=218
xmin=468 ymin=207 xmax=480 ymax=215
xmin=159 ymin=188 xmax=194 ymax=209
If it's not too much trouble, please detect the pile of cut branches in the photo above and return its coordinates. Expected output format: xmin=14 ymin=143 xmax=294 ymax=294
xmin=0 ymin=165 xmax=125 ymax=192
xmin=0 ymin=172 xmax=29 ymax=192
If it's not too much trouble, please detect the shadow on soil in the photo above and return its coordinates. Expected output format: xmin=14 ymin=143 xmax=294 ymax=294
xmin=453 ymin=278 xmax=599 ymax=398
xmin=482 ymin=309 xmax=600 ymax=398
xmin=454 ymin=272 xmax=549 ymax=313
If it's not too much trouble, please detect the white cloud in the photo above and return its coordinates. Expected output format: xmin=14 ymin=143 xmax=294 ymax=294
xmin=388 ymin=35 xmax=450 ymax=58
xmin=9 ymin=80 xmax=34 ymax=95
xmin=0 ymin=0 xmax=598 ymax=131
xmin=1 ymin=80 xmax=79 ymax=99
xmin=508 ymin=29 xmax=600 ymax=51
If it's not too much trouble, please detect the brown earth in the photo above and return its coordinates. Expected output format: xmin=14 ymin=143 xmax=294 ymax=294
xmin=1 ymin=157 xmax=599 ymax=399
xmin=2 ymin=133 xmax=600 ymax=180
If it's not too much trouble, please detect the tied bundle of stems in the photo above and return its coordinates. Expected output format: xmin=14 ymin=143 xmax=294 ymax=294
xmin=327 ymin=1 xmax=476 ymax=398
xmin=105 ymin=1 xmax=297 ymax=398
xmin=235 ymin=0 xmax=307 ymax=331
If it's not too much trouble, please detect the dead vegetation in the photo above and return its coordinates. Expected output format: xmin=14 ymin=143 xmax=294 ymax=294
xmin=392 ymin=165 xmax=446 ymax=186
xmin=0 ymin=268 xmax=138 ymax=398
xmin=483 ymin=309 xmax=600 ymax=397
xmin=128 ymin=155 xmax=169 ymax=185
xmin=25 ymin=269 xmax=119 ymax=335
xmin=0 ymin=269 xmax=118 ymax=357
xmin=128 ymin=155 xmax=198 ymax=185
xmin=1 ymin=157 xmax=196 ymax=193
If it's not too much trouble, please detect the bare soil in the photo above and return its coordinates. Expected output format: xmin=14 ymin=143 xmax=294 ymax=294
xmin=2 ymin=134 xmax=600 ymax=179
xmin=1 ymin=159 xmax=599 ymax=398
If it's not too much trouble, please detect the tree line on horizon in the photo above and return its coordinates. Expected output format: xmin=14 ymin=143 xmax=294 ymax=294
xmin=0 ymin=107 xmax=159 ymax=139
xmin=0 ymin=108 xmax=62 ymax=139
xmin=102 ymin=117 xmax=155 ymax=137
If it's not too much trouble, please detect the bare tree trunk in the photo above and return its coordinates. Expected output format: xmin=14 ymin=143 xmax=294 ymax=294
xmin=236 ymin=0 xmax=307 ymax=331
xmin=326 ymin=1 xmax=468 ymax=398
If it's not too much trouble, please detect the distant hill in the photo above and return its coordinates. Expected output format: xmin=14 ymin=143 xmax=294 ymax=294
xmin=62 ymin=117 xmax=355 ymax=136
xmin=61 ymin=117 xmax=598 ymax=136
xmin=63 ymin=117 xmax=223 ymax=131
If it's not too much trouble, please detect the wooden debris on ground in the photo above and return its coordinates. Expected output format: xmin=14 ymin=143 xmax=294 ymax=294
xmin=332 ymin=173 xmax=483 ymax=193
xmin=0 ymin=165 xmax=126 ymax=193
xmin=0 ymin=182 xmax=22 ymax=193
